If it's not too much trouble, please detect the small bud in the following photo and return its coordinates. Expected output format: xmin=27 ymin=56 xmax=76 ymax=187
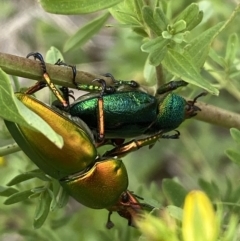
xmin=182 ymin=190 xmax=218 ymax=241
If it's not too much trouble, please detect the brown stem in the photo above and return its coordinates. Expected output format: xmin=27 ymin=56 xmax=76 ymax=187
xmin=1 ymin=52 xmax=240 ymax=130
xmin=195 ymin=101 xmax=240 ymax=129
xmin=155 ymin=64 xmax=164 ymax=89
xmin=0 ymin=52 xmax=114 ymax=88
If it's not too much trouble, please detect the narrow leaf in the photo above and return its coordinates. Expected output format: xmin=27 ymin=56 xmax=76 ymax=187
xmin=34 ymin=190 xmax=52 ymax=228
xmin=153 ymin=7 xmax=168 ymax=31
xmin=226 ymin=149 xmax=240 ymax=166
xmin=174 ymin=3 xmax=201 ymax=31
xmin=209 ymin=48 xmax=226 ymax=67
xmin=167 ymin=205 xmax=183 ymax=221
xmin=7 ymin=170 xmax=50 ymax=186
xmin=4 ymin=189 xmax=33 ymax=205
xmin=133 ymin=0 xmax=144 ymax=24
xmin=186 ymin=21 xmax=225 ymax=69
xmin=47 ymin=180 xmax=61 ymax=212
xmin=162 ymin=179 xmax=187 ymax=207
xmin=64 ymin=12 xmax=110 ymax=52
xmin=57 ymin=187 xmax=69 ymax=208
xmin=46 ymin=47 xmax=64 ymax=64
xmin=225 ymin=33 xmax=239 ymax=65
xmin=0 ymin=186 xmax=18 ymax=197
xmin=39 ymin=0 xmax=122 ymax=14
xmin=148 ymin=46 xmax=167 ymax=66
xmin=109 ymin=1 xmax=142 ymax=25
xmin=230 ymin=128 xmax=240 ymax=145
xmin=198 ymin=178 xmax=219 ymax=200
xmin=142 ymin=6 xmax=162 ymax=36
xmin=31 ymin=186 xmax=47 ymax=193
xmin=141 ymin=36 xmax=168 ymax=53
xmin=163 ymin=49 xmax=219 ymax=95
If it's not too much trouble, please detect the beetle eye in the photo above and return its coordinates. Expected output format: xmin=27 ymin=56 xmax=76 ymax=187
xmin=121 ymin=192 xmax=129 ymax=203
xmin=185 ymin=104 xmax=191 ymax=112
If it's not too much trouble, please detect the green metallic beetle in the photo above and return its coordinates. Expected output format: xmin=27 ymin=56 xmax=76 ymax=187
xmin=25 ymin=52 xmax=204 ymax=150
xmin=4 ymin=92 xmax=156 ymax=227
xmin=69 ymin=84 xmax=203 ymax=139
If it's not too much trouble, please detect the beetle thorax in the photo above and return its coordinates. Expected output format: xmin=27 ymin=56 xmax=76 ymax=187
xmin=156 ymin=93 xmax=187 ymax=131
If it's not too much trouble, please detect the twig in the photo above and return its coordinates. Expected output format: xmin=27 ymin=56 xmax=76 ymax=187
xmin=0 ymin=52 xmax=114 ymax=87
xmin=1 ymin=52 xmax=240 ymax=131
xmin=0 ymin=143 xmax=20 ymax=157
xmin=195 ymin=101 xmax=240 ymax=129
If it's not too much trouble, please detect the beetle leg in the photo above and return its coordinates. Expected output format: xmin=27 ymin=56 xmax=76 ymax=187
xmin=54 ymin=59 xmax=77 ymax=89
xmin=103 ymin=132 xmax=164 ymax=158
xmin=25 ymin=80 xmax=47 ymax=95
xmin=156 ymin=80 xmax=188 ymax=95
xmin=91 ymin=79 xmax=109 ymax=143
xmin=26 ymin=52 xmax=68 ymax=108
xmin=162 ymin=130 xmax=180 ymax=139
xmin=104 ymin=73 xmax=139 ymax=89
xmin=106 ymin=211 xmax=115 ymax=229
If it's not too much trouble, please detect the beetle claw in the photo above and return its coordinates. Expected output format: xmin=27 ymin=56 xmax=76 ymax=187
xmin=106 ymin=211 xmax=115 ymax=229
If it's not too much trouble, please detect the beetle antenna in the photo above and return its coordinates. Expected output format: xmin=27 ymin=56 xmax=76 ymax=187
xmin=192 ymin=91 xmax=208 ymax=105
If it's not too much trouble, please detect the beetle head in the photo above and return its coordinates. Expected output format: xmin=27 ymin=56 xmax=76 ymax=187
xmin=185 ymin=92 xmax=207 ymax=119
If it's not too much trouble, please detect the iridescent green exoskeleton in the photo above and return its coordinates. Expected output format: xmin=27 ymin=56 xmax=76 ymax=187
xmin=68 ymin=78 xmax=205 ymax=156
xmin=25 ymin=52 xmax=204 ymax=153
xmin=70 ymin=84 xmax=203 ymax=139
xmin=4 ymin=92 xmax=155 ymax=227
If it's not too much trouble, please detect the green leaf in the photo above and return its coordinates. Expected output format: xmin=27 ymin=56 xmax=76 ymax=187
xmin=50 ymin=179 xmax=61 ymax=211
xmin=39 ymin=0 xmax=122 ymax=14
xmin=230 ymin=128 xmax=240 ymax=145
xmin=185 ymin=21 xmax=225 ymax=69
xmin=198 ymin=178 xmax=219 ymax=200
xmin=57 ymin=187 xmax=69 ymax=208
xmin=0 ymin=186 xmax=18 ymax=197
xmin=7 ymin=170 xmax=50 ymax=186
xmin=109 ymin=0 xmax=142 ymax=25
xmin=4 ymin=189 xmax=33 ymax=205
xmin=172 ymin=20 xmax=186 ymax=33
xmin=46 ymin=47 xmax=64 ymax=64
xmin=64 ymin=12 xmax=110 ymax=52
xmin=141 ymin=37 xmax=167 ymax=53
xmin=47 ymin=188 xmax=57 ymax=211
xmin=132 ymin=0 xmax=144 ymax=24
xmin=148 ymin=46 xmax=167 ymax=66
xmin=31 ymin=186 xmax=47 ymax=194
xmin=225 ymin=33 xmax=239 ymax=65
xmin=153 ymin=7 xmax=168 ymax=31
xmin=226 ymin=149 xmax=240 ymax=165
xmin=142 ymin=6 xmax=162 ymax=36
xmin=162 ymin=49 xmax=219 ymax=95
xmin=209 ymin=48 xmax=226 ymax=67
xmin=230 ymin=185 xmax=240 ymax=205
xmin=34 ymin=190 xmax=52 ymax=228
xmin=0 ymin=69 xmax=63 ymax=148
xmin=224 ymin=178 xmax=233 ymax=201
xmin=167 ymin=205 xmax=183 ymax=221
xmin=162 ymin=179 xmax=187 ymax=207
xmin=28 ymin=192 xmax=41 ymax=199
xmin=141 ymin=37 xmax=168 ymax=65
xmin=132 ymin=27 xmax=148 ymax=37
xmin=174 ymin=3 xmax=202 ymax=31
xmin=187 ymin=11 xmax=203 ymax=31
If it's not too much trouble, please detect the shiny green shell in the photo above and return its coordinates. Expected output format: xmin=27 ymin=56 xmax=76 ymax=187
xmin=69 ymin=91 xmax=187 ymax=137
xmin=5 ymin=93 xmax=128 ymax=209
xmin=5 ymin=93 xmax=97 ymax=179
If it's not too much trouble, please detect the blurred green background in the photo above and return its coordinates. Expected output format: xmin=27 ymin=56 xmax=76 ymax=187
xmin=0 ymin=0 xmax=240 ymax=240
